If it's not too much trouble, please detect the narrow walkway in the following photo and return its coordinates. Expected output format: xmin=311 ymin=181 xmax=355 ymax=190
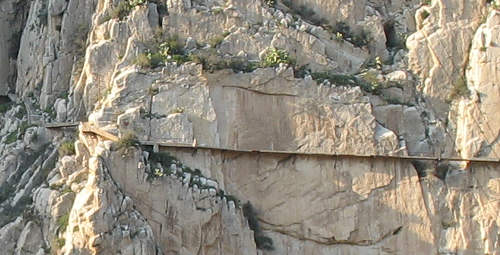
xmin=44 ymin=122 xmax=500 ymax=164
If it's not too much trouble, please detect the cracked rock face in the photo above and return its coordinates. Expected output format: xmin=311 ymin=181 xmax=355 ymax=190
xmin=407 ymin=0 xmax=487 ymax=115
xmin=1 ymin=0 xmax=500 ymax=254
xmin=158 ymin=148 xmax=436 ymax=254
xmin=456 ymin=11 xmax=500 ymax=159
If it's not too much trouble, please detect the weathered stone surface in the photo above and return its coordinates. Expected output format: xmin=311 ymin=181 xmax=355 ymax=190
xmin=92 ymin=62 xmax=399 ymax=154
xmin=15 ymin=221 xmax=44 ymax=255
xmin=456 ymin=10 xmax=500 ymax=159
xmin=0 ymin=217 xmax=24 ymax=254
xmin=0 ymin=0 xmax=28 ymax=95
xmin=48 ymin=0 xmax=67 ymax=17
xmin=2 ymin=0 xmax=500 ymax=254
xmin=407 ymin=0 xmax=487 ymax=115
xmin=160 ymin=148 xmax=436 ymax=254
xmin=107 ymin=146 xmax=257 ymax=254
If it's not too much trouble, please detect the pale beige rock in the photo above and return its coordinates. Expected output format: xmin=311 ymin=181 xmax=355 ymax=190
xmin=106 ymin=146 xmax=257 ymax=254
xmin=456 ymin=10 xmax=500 ymax=159
xmin=421 ymin=166 xmax=500 ymax=255
xmin=2 ymin=0 xmax=500 ymax=254
xmin=407 ymin=0 xmax=488 ymax=114
xmin=161 ymin=148 xmax=436 ymax=254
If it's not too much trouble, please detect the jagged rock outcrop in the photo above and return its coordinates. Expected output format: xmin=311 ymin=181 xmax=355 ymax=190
xmin=0 ymin=0 xmax=29 ymax=95
xmin=456 ymin=10 xmax=500 ymax=159
xmin=407 ymin=0 xmax=487 ymax=115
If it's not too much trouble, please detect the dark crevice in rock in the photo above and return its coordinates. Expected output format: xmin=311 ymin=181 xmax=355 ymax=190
xmin=0 ymin=95 xmax=11 ymax=105
xmin=267 ymin=225 xmax=404 ymax=247
xmin=222 ymin=85 xmax=298 ymax=97
xmin=411 ymin=160 xmax=429 ymax=178
xmin=243 ymin=201 xmax=274 ymax=251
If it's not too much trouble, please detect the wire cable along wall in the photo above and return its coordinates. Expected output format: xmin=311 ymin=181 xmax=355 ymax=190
xmin=44 ymin=122 xmax=500 ymax=164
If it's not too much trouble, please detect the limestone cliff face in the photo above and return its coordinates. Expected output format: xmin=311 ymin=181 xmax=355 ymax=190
xmin=0 ymin=0 xmax=499 ymax=254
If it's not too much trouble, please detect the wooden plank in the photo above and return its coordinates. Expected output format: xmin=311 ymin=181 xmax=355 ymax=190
xmin=46 ymin=122 xmax=500 ymax=164
xmin=44 ymin=122 xmax=80 ymax=128
xmin=140 ymin=140 xmax=500 ymax=163
xmin=81 ymin=122 xmax=119 ymax=142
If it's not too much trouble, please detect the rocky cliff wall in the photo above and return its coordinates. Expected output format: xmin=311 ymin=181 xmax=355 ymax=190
xmin=0 ymin=0 xmax=499 ymax=254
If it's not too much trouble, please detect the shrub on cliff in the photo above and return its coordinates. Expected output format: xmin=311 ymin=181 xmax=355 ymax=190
xmin=261 ymin=47 xmax=294 ymax=68
xmin=109 ymin=0 xmax=146 ymax=20
xmin=263 ymin=0 xmax=275 ymax=7
xmin=134 ymin=35 xmax=189 ymax=69
xmin=117 ymin=132 xmax=139 ymax=148
xmin=59 ymin=141 xmax=76 ymax=157
xmin=448 ymin=76 xmax=470 ymax=101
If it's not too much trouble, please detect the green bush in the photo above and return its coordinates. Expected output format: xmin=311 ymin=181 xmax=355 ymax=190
xmin=329 ymin=22 xmax=371 ymax=47
xmin=59 ymin=141 xmax=76 ymax=157
xmin=134 ymin=52 xmax=152 ymax=68
xmin=158 ymin=36 xmax=183 ymax=55
xmin=335 ymin=21 xmax=350 ymax=37
xmin=55 ymin=238 xmax=65 ymax=248
xmin=212 ymin=7 xmax=223 ymax=14
xmin=15 ymin=105 xmax=27 ymax=119
xmin=189 ymin=47 xmax=291 ymax=73
xmin=310 ymin=71 xmax=382 ymax=94
xmin=209 ymin=36 xmax=225 ymax=48
xmin=150 ymin=151 xmax=177 ymax=167
xmin=189 ymin=49 xmax=258 ymax=73
xmin=311 ymin=72 xmax=357 ymax=86
xmin=117 ymin=132 xmax=139 ymax=148
xmin=263 ymin=0 xmax=275 ymax=7
xmin=110 ymin=1 xmax=132 ymax=20
xmin=351 ymin=30 xmax=370 ymax=47
xmin=359 ymin=71 xmax=382 ymax=92
xmin=421 ymin=10 xmax=430 ymax=20
xmin=19 ymin=122 xmax=35 ymax=136
xmin=109 ymin=0 xmax=146 ymax=20
xmin=5 ymin=131 xmax=17 ymax=144
xmin=135 ymin=36 xmax=189 ymax=69
xmin=448 ymin=76 xmax=470 ymax=101
xmin=261 ymin=48 xmax=294 ymax=68
xmin=171 ymin=54 xmax=190 ymax=64
xmin=57 ymin=213 xmax=70 ymax=234
xmin=0 ymin=102 xmax=12 ymax=114
xmin=134 ymin=51 xmax=165 ymax=69
xmin=129 ymin=0 xmax=145 ymax=6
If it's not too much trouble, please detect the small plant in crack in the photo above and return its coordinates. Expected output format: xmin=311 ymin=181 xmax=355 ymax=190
xmin=261 ymin=47 xmax=294 ymax=68
xmin=117 ymin=131 xmax=140 ymax=149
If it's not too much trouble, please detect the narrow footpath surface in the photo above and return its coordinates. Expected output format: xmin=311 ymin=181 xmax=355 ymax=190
xmin=44 ymin=122 xmax=500 ymax=164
